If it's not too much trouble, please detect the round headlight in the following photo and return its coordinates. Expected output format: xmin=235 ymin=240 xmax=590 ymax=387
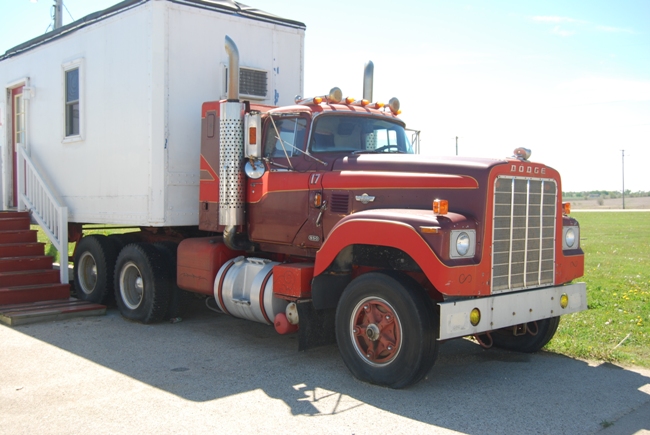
xmin=456 ymin=232 xmax=470 ymax=256
xmin=565 ymin=228 xmax=576 ymax=248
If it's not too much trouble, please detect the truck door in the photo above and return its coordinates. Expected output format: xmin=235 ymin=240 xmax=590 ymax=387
xmin=247 ymin=115 xmax=313 ymax=246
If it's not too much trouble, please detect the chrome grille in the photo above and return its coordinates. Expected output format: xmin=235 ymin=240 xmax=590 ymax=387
xmin=492 ymin=176 xmax=557 ymax=293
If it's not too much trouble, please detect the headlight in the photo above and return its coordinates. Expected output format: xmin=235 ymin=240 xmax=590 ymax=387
xmin=562 ymin=226 xmax=579 ymax=250
xmin=450 ymin=230 xmax=476 ymax=258
xmin=457 ymin=232 xmax=470 ymax=255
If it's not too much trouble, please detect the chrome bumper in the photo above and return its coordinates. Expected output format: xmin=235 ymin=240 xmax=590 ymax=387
xmin=438 ymin=282 xmax=587 ymax=340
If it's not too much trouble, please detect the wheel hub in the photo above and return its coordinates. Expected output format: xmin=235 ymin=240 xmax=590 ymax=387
xmin=350 ymin=297 xmax=402 ymax=366
xmin=120 ymin=262 xmax=144 ymax=310
xmin=78 ymin=252 xmax=98 ymax=294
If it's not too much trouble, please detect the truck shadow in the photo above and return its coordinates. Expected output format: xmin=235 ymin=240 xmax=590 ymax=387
xmin=11 ymin=301 xmax=650 ymax=435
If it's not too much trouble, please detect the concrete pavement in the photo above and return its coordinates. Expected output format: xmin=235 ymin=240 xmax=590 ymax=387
xmin=2 ymin=300 xmax=649 ymax=435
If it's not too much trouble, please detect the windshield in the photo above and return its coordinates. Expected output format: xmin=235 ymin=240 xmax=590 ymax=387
xmin=309 ymin=115 xmax=413 ymax=154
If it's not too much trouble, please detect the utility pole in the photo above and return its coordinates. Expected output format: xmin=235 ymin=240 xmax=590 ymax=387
xmin=455 ymin=136 xmax=458 ymax=156
xmin=54 ymin=0 xmax=63 ymax=30
xmin=621 ymin=149 xmax=625 ymax=210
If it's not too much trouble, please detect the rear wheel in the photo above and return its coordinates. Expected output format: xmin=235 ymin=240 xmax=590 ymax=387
xmin=487 ymin=317 xmax=560 ymax=353
xmin=114 ymin=243 xmax=170 ymax=323
xmin=335 ymin=272 xmax=438 ymax=389
xmin=73 ymin=235 xmax=118 ymax=304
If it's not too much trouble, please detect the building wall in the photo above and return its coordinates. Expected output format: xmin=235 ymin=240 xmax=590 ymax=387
xmin=0 ymin=0 xmax=304 ymax=226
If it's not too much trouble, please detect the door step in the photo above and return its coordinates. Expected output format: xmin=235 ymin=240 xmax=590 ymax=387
xmin=0 ymin=298 xmax=106 ymax=326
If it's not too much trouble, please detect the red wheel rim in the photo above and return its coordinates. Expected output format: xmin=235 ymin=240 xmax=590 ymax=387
xmin=350 ymin=297 xmax=402 ymax=366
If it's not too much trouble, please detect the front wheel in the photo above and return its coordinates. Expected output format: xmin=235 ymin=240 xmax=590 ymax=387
xmin=335 ymin=272 xmax=438 ymax=389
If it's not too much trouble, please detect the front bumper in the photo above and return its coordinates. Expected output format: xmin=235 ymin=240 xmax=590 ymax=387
xmin=438 ymin=282 xmax=587 ymax=340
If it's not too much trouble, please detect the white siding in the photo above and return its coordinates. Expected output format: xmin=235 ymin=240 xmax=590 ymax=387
xmin=0 ymin=1 xmax=304 ymax=227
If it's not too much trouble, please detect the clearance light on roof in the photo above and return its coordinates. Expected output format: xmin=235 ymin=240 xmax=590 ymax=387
xmin=562 ymin=202 xmax=571 ymax=216
xmin=360 ymin=99 xmax=370 ymax=107
xmin=327 ymin=87 xmax=343 ymax=104
xmin=388 ymin=97 xmax=400 ymax=115
xmin=370 ymin=102 xmax=384 ymax=109
xmin=345 ymin=96 xmax=355 ymax=104
xmin=433 ymin=199 xmax=448 ymax=215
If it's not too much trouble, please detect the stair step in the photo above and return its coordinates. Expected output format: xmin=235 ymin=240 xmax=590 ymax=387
xmin=0 ymin=230 xmax=38 ymax=244
xmin=0 ymin=242 xmax=45 ymax=258
xmin=0 ymin=298 xmax=106 ymax=326
xmin=0 ymin=283 xmax=70 ymax=305
xmin=0 ymin=216 xmax=31 ymax=231
xmin=0 ymin=256 xmax=53 ymax=272
xmin=0 ymin=211 xmax=30 ymax=219
xmin=0 ymin=269 xmax=59 ymax=287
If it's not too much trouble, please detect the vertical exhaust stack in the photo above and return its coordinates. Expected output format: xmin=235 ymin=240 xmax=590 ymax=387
xmin=363 ymin=61 xmax=374 ymax=102
xmin=219 ymin=36 xmax=245 ymax=228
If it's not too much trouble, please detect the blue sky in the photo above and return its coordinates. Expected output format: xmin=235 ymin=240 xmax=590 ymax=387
xmin=1 ymin=0 xmax=648 ymax=192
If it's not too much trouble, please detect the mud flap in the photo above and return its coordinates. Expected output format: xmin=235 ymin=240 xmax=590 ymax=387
xmin=296 ymin=300 xmax=336 ymax=351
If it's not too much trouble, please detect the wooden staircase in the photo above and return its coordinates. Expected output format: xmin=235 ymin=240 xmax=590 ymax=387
xmin=0 ymin=211 xmax=105 ymax=326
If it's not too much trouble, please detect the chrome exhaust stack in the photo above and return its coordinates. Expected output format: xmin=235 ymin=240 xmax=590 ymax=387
xmin=219 ymin=36 xmax=245 ymax=229
xmin=363 ymin=61 xmax=374 ymax=102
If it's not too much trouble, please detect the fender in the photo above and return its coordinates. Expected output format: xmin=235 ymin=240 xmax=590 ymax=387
xmin=314 ymin=210 xmax=492 ymax=296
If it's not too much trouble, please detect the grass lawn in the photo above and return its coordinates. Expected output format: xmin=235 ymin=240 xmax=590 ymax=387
xmin=34 ymin=212 xmax=650 ymax=367
xmin=547 ymin=212 xmax=650 ymax=367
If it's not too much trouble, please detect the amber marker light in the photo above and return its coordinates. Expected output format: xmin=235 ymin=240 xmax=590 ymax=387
xmin=420 ymin=226 xmax=441 ymax=234
xmin=433 ymin=199 xmax=448 ymax=215
xmin=345 ymin=97 xmax=355 ymax=104
xmin=313 ymin=193 xmax=323 ymax=208
xmin=314 ymin=96 xmax=323 ymax=104
xmin=562 ymin=202 xmax=571 ymax=216
xmin=248 ymin=126 xmax=257 ymax=144
xmin=470 ymin=308 xmax=481 ymax=326
xmin=361 ymin=99 xmax=370 ymax=107
xmin=560 ymin=293 xmax=569 ymax=309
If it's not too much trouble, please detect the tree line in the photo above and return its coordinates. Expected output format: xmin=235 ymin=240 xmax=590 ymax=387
xmin=562 ymin=190 xmax=650 ymax=199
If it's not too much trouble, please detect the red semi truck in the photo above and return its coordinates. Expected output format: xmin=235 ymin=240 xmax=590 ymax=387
xmin=72 ymin=37 xmax=587 ymax=388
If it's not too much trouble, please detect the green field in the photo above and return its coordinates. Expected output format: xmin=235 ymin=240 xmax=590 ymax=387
xmin=547 ymin=212 xmax=650 ymax=367
xmin=36 ymin=212 xmax=650 ymax=367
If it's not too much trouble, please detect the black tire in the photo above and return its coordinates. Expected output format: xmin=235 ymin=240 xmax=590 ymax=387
xmin=107 ymin=233 xmax=141 ymax=251
xmin=488 ymin=317 xmax=560 ymax=353
xmin=153 ymin=242 xmax=184 ymax=319
xmin=335 ymin=272 xmax=438 ymax=389
xmin=73 ymin=235 xmax=119 ymax=304
xmin=114 ymin=243 xmax=171 ymax=323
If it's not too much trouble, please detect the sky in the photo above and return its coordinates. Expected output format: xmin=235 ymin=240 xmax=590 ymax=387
xmin=1 ymin=0 xmax=648 ymax=192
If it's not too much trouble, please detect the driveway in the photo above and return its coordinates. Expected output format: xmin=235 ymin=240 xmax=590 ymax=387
xmin=2 ymin=300 xmax=649 ymax=434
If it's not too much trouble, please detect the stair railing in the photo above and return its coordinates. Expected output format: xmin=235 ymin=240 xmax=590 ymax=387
xmin=16 ymin=146 xmax=69 ymax=284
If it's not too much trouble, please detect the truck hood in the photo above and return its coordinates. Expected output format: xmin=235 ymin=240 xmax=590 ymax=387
xmin=332 ymin=154 xmax=508 ymax=179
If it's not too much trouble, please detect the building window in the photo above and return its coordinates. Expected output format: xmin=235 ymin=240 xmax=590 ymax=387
xmin=65 ymin=68 xmax=79 ymax=136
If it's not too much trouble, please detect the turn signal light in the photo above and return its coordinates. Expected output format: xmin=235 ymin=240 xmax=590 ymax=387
xmin=560 ymin=293 xmax=569 ymax=309
xmin=470 ymin=308 xmax=481 ymax=326
xmin=562 ymin=202 xmax=571 ymax=216
xmin=433 ymin=199 xmax=448 ymax=215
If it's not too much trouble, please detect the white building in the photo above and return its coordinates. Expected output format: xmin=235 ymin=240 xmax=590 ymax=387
xmin=0 ymin=0 xmax=305 ymax=226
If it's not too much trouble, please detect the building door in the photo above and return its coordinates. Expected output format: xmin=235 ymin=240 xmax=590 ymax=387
xmin=11 ymin=86 xmax=25 ymax=207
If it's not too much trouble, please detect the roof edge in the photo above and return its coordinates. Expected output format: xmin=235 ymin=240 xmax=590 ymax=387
xmin=1 ymin=0 xmax=306 ymax=62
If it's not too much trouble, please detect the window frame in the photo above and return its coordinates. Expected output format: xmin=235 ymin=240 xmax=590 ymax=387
xmin=62 ymin=58 xmax=84 ymax=143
